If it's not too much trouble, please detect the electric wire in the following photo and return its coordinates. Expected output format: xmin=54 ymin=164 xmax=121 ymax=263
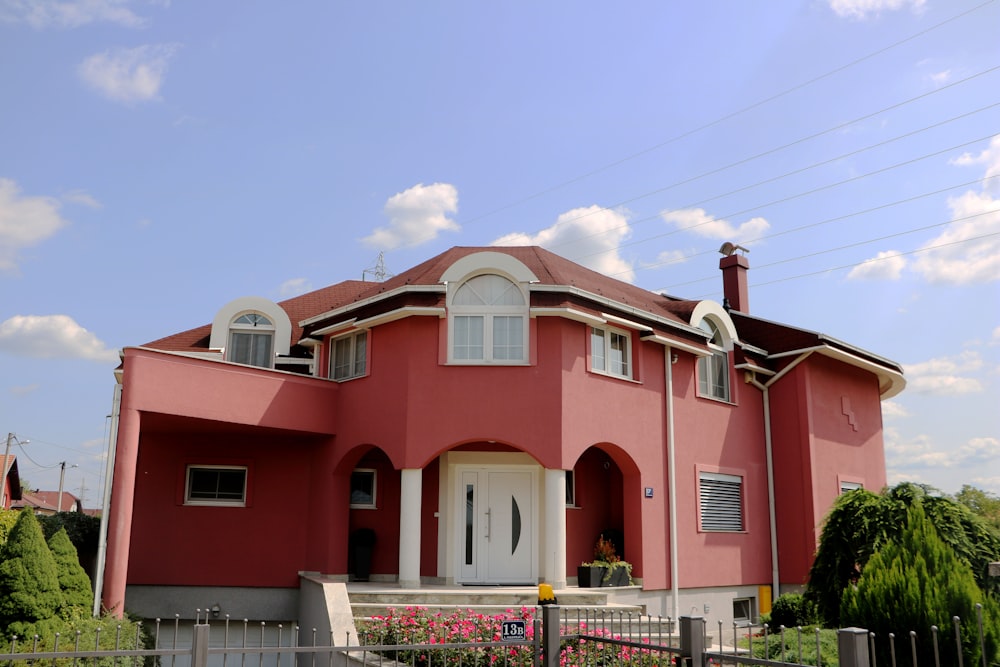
xmin=447 ymin=0 xmax=998 ymax=230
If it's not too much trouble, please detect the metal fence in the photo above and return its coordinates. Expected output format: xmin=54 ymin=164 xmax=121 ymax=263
xmin=0 ymin=607 xmax=995 ymax=667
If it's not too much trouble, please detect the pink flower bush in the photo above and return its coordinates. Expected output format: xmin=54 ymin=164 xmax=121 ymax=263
xmin=358 ymin=606 xmax=675 ymax=666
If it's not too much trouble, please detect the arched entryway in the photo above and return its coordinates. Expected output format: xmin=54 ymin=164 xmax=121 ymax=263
xmin=567 ymin=444 xmax=639 ymax=581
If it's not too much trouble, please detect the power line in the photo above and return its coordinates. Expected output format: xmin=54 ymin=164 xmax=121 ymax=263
xmin=448 ymin=0 xmax=998 ymax=230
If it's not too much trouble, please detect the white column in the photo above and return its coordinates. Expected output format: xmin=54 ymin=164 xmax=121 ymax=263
xmin=398 ymin=468 xmax=423 ymax=588
xmin=543 ymin=468 xmax=567 ymax=589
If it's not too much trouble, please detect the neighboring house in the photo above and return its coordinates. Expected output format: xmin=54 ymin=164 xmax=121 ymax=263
xmin=99 ymin=245 xmax=903 ymax=625
xmin=13 ymin=490 xmax=82 ymax=515
xmin=1 ymin=455 xmax=21 ymax=510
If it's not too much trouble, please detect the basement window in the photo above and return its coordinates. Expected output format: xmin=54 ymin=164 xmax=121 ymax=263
xmin=185 ymin=466 xmax=247 ymax=506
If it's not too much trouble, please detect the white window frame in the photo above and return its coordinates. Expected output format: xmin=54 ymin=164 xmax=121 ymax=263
xmin=565 ymin=470 xmax=577 ymax=507
xmin=590 ymin=325 xmax=632 ymax=379
xmin=184 ymin=465 xmax=248 ymax=507
xmin=448 ymin=273 xmax=528 ymax=365
xmin=840 ymin=480 xmax=863 ymax=494
xmin=697 ymin=319 xmax=731 ymax=402
xmin=350 ymin=469 xmax=377 ymax=509
xmin=733 ymin=597 xmax=755 ymax=626
xmin=228 ymin=312 xmax=275 ymax=368
xmin=330 ymin=330 xmax=368 ymax=381
xmin=698 ymin=470 xmax=744 ymax=532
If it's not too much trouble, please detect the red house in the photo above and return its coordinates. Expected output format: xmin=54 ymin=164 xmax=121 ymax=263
xmin=98 ymin=246 xmax=903 ymax=624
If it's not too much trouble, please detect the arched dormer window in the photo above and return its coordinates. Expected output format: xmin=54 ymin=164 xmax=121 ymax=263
xmin=229 ymin=312 xmax=274 ymax=368
xmin=210 ymin=296 xmax=293 ymax=369
xmin=449 ymin=273 xmax=528 ymax=363
xmin=697 ymin=318 xmax=731 ymax=401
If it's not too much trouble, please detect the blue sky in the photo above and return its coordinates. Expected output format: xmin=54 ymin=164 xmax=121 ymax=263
xmin=0 ymin=0 xmax=997 ymax=506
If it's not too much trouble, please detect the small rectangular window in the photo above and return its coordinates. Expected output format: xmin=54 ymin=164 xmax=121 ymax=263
xmin=698 ymin=351 xmax=730 ymax=401
xmin=840 ymin=481 xmax=863 ymax=494
xmin=351 ymin=469 xmax=377 ymax=508
xmin=699 ymin=471 xmax=744 ymax=532
xmin=590 ymin=326 xmax=631 ymax=379
xmin=565 ymin=470 xmax=576 ymax=507
xmin=186 ymin=466 xmax=247 ymax=506
xmin=330 ymin=331 xmax=368 ymax=380
xmin=733 ymin=598 xmax=755 ymax=626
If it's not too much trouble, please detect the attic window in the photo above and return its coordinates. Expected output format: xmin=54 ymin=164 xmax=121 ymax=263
xmin=229 ymin=313 xmax=274 ymax=368
xmin=697 ymin=318 xmax=731 ymax=402
xmin=449 ymin=274 xmax=528 ymax=364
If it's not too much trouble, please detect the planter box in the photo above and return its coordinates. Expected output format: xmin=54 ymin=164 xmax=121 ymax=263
xmin=577 ymin=564 xmax=630 ymax=587
xmin=577 ymin=565 xmax=607 ymax=588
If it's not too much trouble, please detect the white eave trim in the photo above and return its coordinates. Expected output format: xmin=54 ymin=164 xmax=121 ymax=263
xmin=735 ymin=362 xmax=776 ymax=377
xmin=298 ymin=284 xmax=445 ymax=327
xmin=767 ymin=344 xmax=905 ymax=399
xmin=530 ymin=307 xmax=607 ymax=326
xmin=355 ymin=306 xmax=445 ymax=328
xmin=529 ymin=284 xmax=706 ymax=337
xmin=639 ymin=333 xmax=710 ymax=357
xmin=310 ymin=318 xmax=358 ymax=337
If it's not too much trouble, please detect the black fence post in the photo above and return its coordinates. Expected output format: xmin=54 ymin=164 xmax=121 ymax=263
xmin=679 ymin=616 xmax=705 ymax=666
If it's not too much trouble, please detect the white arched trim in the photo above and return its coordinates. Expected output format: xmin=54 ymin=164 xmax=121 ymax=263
xmin=689 ymin=301 xmax=738 ymax=351
xmin=439 ymin=251 xmax=539 ymax=285
xmin=210 ymin=296 xmax=292 ymax=357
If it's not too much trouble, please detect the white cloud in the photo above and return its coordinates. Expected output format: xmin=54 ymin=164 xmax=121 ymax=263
xmin=361 ymin=183 xmax=459 ymax=250
xmin=949 ymin=135 xmax=1000 ymax=196
xmin=828 ymin=0 xmax=926 ymax=20
xmin=62 ymin=189 xmax=101 ymax=208
xmin=78 ymin=44 xmax=178 ymax=103
xmin=0 ymin=0 xmax=147 ymax=28
xmin=992 ymin=326 xmax=1000 ymax=344
xmin=0 ymin=314 xmax=118 ymax=363
xmin=928 ymin=70 xmax=952 ymax=87
xmin=902 ymin=351 xmax=984 ymax=395
xmin=278 ymin=277 xmax=311 ymax=298
xmin=880 ymin=400 xmax=909 ymax=419
xmin=0 ymin=178 xmax=68 ymax=272
xmin=493 ymin=205 xmax=636 ymax=282
xmin=660 ymin=207 xmax=770 ymax=241
xmin=910 ymin=189 xmax=1000 ymax=284
xmin=847 ymin=250 xmax=907 ymax=281
xmin=8 ymin=383 xmax=39 ymax=396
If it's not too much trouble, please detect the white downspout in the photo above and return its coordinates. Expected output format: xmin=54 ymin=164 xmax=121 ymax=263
xmin=93 ymin=381 xmax=122 ymax=617
xmin=665 ymin=347 xmax=680 ymax=621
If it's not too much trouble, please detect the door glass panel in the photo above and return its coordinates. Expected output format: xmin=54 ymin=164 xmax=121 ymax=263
xmin=465 ymin=484 xmax=474 ymax=566
xmin=511 ymin=495 xmax=521 ymax=554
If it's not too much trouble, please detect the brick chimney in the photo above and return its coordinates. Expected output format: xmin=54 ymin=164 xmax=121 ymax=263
xmin=720 ymin=253 xmax=750 ymax=313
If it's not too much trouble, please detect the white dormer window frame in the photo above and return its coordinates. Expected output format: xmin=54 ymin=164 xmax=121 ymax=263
xmin=447 ymin=273 xmax=529 ymax=365
xmin=697 ymin=318 xmax=731 ymax=402
xmin=210 ymin=296 xmax=293 ymax=369
xmin=229 ymin=312 xmax=275 ymax=368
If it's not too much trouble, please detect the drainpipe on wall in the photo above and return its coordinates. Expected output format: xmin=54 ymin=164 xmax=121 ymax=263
xmin=665 ymin=347 xmax=680 ymax=621
xmin=93 ymin=381 xmax=122 ymax=617
xmin=746 ymin=350 xmax=816 ymax=602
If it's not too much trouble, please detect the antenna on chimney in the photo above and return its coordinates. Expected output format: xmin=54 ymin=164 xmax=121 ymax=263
xmin=719 ymin=242 xmax=749 ymax=257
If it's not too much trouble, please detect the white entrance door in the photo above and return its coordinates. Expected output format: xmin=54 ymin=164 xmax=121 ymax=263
xmin=457 ymin=468 xmax=535 ymax=584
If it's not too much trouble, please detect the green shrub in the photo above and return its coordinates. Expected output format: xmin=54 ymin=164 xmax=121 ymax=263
xmin=0 ymin=509 xmax=64 ymax=636
xmin=840 ymin=501 xmax=1000 ymax=667
xmin=742 ymin=626 xmax=838 ymax=666
xmin=0 ymin=614 xmax=151 ymax=667
xmin=47 ymin=528 xmax=93 ymax=619
xmin=769 ymin=593 xmax=815 ymax=630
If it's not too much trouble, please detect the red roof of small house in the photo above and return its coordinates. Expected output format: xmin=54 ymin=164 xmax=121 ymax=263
xmin=13 ymin=490 xmax=80 ymax=514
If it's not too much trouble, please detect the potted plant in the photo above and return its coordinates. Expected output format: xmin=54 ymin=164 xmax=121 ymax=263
xmin=577 ymin=534 xmax=632 ymax=587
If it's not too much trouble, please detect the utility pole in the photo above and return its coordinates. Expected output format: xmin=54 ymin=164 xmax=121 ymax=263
xmin=2 ymin=433 xmax=12 ymax=508
xmin=57 ymin=462 xmax=78 ymax=513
